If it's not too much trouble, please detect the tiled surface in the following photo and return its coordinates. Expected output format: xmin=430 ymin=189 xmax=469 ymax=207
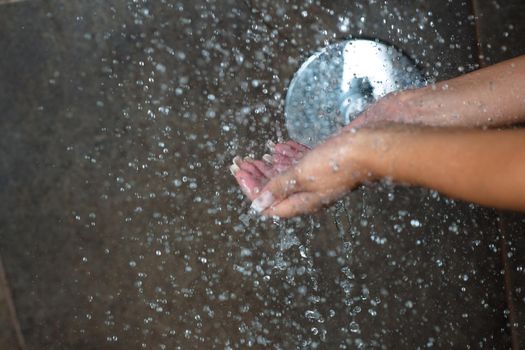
xmin=313 ymin=190 xmax=508 ymax=348
xmin=473 ymin=1 xmax=525 ymax=348
xmin=0 ymin=0 xmax=518 ymax=348
xmin=498 ymin=213 xmax=525 ymax=349
xmin=0 ymin=260 xmax=22 ymax=350
xmin=473 ymin=0 xmax=525 ymax=64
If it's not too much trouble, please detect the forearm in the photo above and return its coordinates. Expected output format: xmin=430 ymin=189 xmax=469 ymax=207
xmin=403 ymin=55 xmax=525 ymax=127
xmin=351 ymin=55 xmax=525 ymax=129
xmin=358 ymin=127 xmax=525 ymax=211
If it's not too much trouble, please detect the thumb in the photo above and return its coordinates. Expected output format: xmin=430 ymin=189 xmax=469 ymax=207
xmin=250 ymin=168 xmax=301 ymax=213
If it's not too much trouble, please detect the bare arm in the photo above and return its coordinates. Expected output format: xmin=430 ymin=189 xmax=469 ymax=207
xmin=365 ymin=127 xmax=525 ymax=210
xmin=233 ymin=56 xmax=525 ymax=217
xmin=251 ymin=126 xmax=525 ymax=217
xmin=353 ymin=55 xmax=525 ymax=128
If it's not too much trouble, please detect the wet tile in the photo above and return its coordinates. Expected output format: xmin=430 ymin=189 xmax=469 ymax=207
xmin=0 ymin=0 xmax=510 ymax=348
xmin=0 ymin=262 xmax=23 ymax=350
xmin=472 ymin=0 xmax=525 ymax=64
xmin=311 ymin=189 xmax=508 ymax=347
xmin=472 ymin=1 xmax=525 ymax=347
xmin=253 ymin=0 xmax=479 ymax=76
xmin=498 ymin=213 xmax=525 ymax=348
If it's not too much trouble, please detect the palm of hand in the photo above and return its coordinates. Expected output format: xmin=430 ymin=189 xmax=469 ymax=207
xmin=231 ymin=140 xmax=308 ymax=201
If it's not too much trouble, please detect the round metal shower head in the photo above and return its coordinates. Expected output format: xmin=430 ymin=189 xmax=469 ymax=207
xmin=284 ymin=39 xmax=425 ymax=147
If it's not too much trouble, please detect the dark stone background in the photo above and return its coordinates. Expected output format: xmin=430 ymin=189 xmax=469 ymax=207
xmin=0 ymin=0 xmax=524 ymax=348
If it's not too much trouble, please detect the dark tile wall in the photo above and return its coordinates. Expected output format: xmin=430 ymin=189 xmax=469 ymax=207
xmin=473 ymin=0 xmax=525 ymax=64
xmin=0 ymin=268 xmax=22 ymax=350
xmin=0 ymin=0 xmax=521 ymax=348
xmin=473 ymin=1 xmax=525 ymax=348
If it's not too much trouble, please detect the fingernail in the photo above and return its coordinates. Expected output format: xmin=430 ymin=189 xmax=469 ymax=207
xmin=233 ymin=156 xmax=242 ymax=166
xmin=250 ymin=191 xmax=274 ymax=213
xmin=229 ymin=164 xmax=240 ymax=175
xmin=266 ymin=140 xmax=276 ymax=152
xmin=262 ymin=154 xmax=273 ymax=163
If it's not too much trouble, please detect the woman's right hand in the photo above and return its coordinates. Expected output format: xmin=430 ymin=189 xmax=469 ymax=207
xmin=232 ymin=55 xmax=525 ymax=212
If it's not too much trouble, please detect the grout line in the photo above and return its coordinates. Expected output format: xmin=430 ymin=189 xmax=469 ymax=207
xmin=470 ymin=2 xmax=519 ymax=348
xmin=0 ymin=256 xmax=28 ymax=350
xmin=498 ymin=216 xmax=520 ymax=350
xmin=470 ymin=0 xmax=484 ymax=63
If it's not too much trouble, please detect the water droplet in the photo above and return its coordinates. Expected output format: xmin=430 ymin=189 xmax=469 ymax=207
xmin=349 ymin=321 xmax=360 ymax=333
xmin=410 ymin=219 xmax=421 ymax=227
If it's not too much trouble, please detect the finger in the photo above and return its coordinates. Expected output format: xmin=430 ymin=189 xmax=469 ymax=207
xmin=291 ymin=152 xmax=305 ymax=163
xmin=264 ymin=190 xmax=342 ymax=218
xmin=233 ymin=169 xmax=265 ymax=200
xmin=250 ymin=168 xmax=300 ymax=213
xmin=238 ymin=157 xmax=265 ymax=178
xmin=272 ymin=153 xmax=293 ymax=165
xmin=274 ymin=143 xmax=297 ymax=157
xmin=249 ymin=159 xmax=276 ymax=178
xmin=263 ymin=192 xmax=325 ymax=218
xmin=271 ymin=153 xmax=293 ymax=173
xmin=262 ymin=153 xmax=273 ymax=164
xmin=274 ymin=162 xmax=292 ymax=173
xmin=286 ymin=140 xmax=310 ymax=152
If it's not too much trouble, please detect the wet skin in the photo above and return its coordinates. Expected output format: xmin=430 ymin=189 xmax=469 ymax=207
xmin=231 ymin=55 xmax=525 ymax=217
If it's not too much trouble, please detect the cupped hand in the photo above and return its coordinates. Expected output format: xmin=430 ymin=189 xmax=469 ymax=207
xmin=230 ymin=90 xmax=413 ymax=216
xmin=249 ymin=130 xmax=374 ymax=218
xmin=230 ymin=140 xmax=309 ymax=201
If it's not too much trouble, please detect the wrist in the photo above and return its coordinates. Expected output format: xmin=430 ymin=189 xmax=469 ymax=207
xmin=351 ymin=88 xmax=424 ymax=128
xmin=392 ymin=87 xmax=433 ymax=123
xmin=346 ymin=128 xmax=391 ymax=183
xmin=352 ymin=125 xmax=414 ymax=183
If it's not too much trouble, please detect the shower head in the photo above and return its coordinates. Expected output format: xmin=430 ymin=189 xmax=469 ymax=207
xmin=284 ymin=39 xmax=425 ymax=147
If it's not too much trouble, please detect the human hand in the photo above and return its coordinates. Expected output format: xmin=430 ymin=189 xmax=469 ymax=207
xmin=230 ymin=91 xmax=408 ymax=194
xmin=229 ymin=88 xmax=418 ymax=216
xmin=230 ymin=140 xmax=309 ymax=201
xmin=248 ymin=130 xmax=375 ymax=218
xmin=229 ymin=91 xmax=408 ymax=211
xmin=347 ymin=90 xmax=418 ymax=129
